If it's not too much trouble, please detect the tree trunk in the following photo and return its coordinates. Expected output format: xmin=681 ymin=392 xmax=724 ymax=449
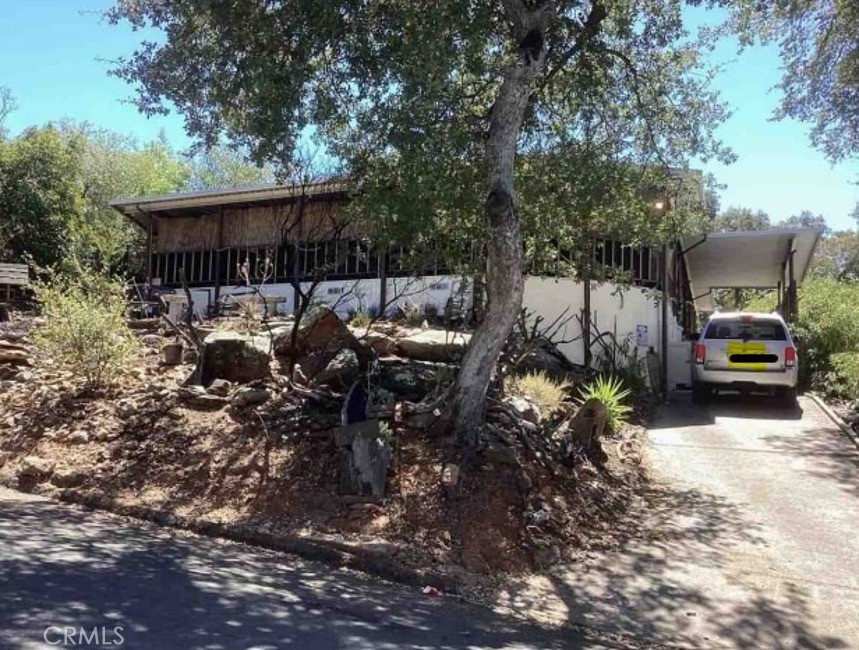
xmin=449 ymin=8 xmax=548 ymax=450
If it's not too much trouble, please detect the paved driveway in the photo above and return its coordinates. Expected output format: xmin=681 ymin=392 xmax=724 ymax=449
xmin=0 ymin=487 xmax=617 ymax=650
xmin=493 ymin=394 xmax=859 ymax=648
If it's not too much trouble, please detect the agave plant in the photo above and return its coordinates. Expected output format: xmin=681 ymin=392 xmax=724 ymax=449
xmin=578 ymin=375 xmax=633 ymax=433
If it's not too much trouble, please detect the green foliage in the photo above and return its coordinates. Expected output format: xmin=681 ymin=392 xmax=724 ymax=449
xmin=830 ymin=352 xmax=859 ymax=398
xmin=792 ymin=277 xmax=859 ymax=389
xmin=712 ymin=206 xmax=771 ymax=232
xmin=31 ymin=267 xmax=138 ymax=388
xmin=578 ymin=375 xmax=632 ymax=433
xmin=108 ymin=0 xmax=731 ymax=253
xmin=185 ymin=144 xmax=276 ymax=191
xmin=721 ymin=0 xmax=859 ymax=162
xmin=0 ymin=126 xmax=82 ymax=267
xmin=506 ymin=371 xmax=571 ymax=418
xmin=349 ymin=311 xmax=372 ymax=328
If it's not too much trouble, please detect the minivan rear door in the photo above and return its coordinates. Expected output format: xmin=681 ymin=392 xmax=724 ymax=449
xmin=703 ymin=317 xmax=789 ymax=372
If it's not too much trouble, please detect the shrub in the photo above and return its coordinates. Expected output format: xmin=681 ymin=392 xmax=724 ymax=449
xmin=507 ymin=371 xmax=570 ymax=417
xmin=32 ymin=268 xmax=138 ymax=388
xmin=830 ymin=352 xmax=859 ymax=398
xmin=350 ymin=310 xmax=372 ymax=328
xmin=578 ymin=375 xmax=632 ymax=433
xmin=793 ymin=277 xmax=859 ymax=389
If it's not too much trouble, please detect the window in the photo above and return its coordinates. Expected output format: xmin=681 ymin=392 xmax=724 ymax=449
xmin=705 ymin=319 xmax=787 ymax=341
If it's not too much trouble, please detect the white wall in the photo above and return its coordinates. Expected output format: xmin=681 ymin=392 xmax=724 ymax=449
xmin=522 ymin=277 xmax=683 ymax=369
xmin=167 ymin=275 xmax=472 ymax=320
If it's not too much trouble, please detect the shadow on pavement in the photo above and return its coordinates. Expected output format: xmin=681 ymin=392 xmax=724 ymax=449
xmin=648 ymin=391 xmax=805 ymax=429
xmin=0 ymin=493 xmax=607 ymax=650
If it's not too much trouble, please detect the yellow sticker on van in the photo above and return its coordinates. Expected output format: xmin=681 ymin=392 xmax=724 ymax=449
xmin=726 ymin=341 xmax=767 ymax=371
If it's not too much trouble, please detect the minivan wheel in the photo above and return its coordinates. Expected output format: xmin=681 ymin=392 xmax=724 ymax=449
xmin=779 ymin=386 xmax=798 ymax=407
xmin=692 ymin=383 xmax=710 ymax=404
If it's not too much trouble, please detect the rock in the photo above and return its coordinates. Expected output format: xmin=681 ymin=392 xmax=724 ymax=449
xmin=13 ymin=370 xmax=35 ymax=383
xmin=51 ymin=468 xmax=87 ymax=488
xmin=313 ymin=349 xmax=360 ymax=390
xmin=116 ymin=400 xmax=137 ymax=419
xmin=517 ymin=338 xmax=584 ymax=382
xmin=397 ymin=329 xmax=470 ymax=362
xmin=67 ymin=431 xmax=90 ymax=445
xmin=0 ymin=451 xmax=10 ymax=469
xmin=17 ymin=456 xmax=55 ymax=481
xmin=231 ymin=387 xmax=271 ymax=408
xmin=177 ymin=386 xmax=229 ymax=410
xmin=199 ymin=331 xmax=272 ymax=385
xmin=207 ymin=378 xmax=232 ymax=397
xmin=375 ymin=358 xmax=455 ymax=402
xmin=508 ymin=396 xmax=541 ymax=425
xmin=481 ymin=440 xmax=519 ymax=467
xmin=441 ymin=463 xmax=460 ymax=487
xmin=516 ymin=470 xmax=534 ymax=493
xmin=140 ymin=334 xmax=163 ymax=347
xmin=334 ymin=420 xmax=391 ymax=498
xmin=532 ymin=541 xmax=561 ymax=569
xmin=360 ymin=330 xmax=398 ymax=356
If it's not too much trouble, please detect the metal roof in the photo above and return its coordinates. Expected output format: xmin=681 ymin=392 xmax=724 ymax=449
xmin=110 ymin=181 xmax=347 ymax=228
xmin=681 ymin=228 xmax=823 ymax=311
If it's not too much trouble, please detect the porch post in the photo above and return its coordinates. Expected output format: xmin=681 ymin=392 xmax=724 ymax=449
xmin=582 ymin=238 xmax=592 ymax=369
xmin=213 ymin=206 xmax=225 ymax=311
xmin=145 ymin=212 xmax=154 ymax=287
xmin=661 ymin=243 xmax=669 ymax=401
xmin=788 ymin=242 xmax=797 ymax=322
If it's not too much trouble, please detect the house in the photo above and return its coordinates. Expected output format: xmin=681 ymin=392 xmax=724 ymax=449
xmin=111 ymin=179 xmax=821 ymax=393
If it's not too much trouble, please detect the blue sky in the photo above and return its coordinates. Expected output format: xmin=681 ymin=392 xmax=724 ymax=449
xmin=1 ymin=1 xmax=857 ymax=230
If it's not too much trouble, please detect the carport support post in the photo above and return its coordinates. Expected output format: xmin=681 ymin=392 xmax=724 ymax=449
xmin=583 ymin=238 xmax=592 ymax=369
xmin=788 ymin=247 xmax=797 ymax=322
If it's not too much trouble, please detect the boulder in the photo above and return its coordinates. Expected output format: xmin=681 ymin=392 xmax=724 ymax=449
xmin=517 ymin=338 xmax=585 ymax=382
xmin=231 ymin=386 xmax=271 ymax=408
xmin=18 ymin=456 xmax=55 ymax=482
xmin=441 ymin=463 xmax=460 ymax=487
xmin=177 ymin=385 xmax=229 ymax=410
xmin=115 ymin=400 xmax=138 ymax=419
xmin=313 ymin=349 xmax=360 ymax=390
xmin=375 ymin=358 xmax=456 ymax=402
xmin=199 ymin=331 xmax=272 ymax=386
xmin=207 ymin=378 xmax=233 ymax=397
xmin=51 ymin=468 xmax=87 ymax=489
xmin=360 ymin=330 xmax=398 ymax=357
xmin=274 ymin=306 xmax=354 ymax=355
xmin=397 ymin=329 xmax=470 ymax=362
xmin=508 ymin=396 xmax=541 ymax=425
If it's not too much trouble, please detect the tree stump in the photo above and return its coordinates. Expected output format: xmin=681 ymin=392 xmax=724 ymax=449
xmin=0 ymin=304 xmax=10 ymax=323
xmin=334 ymin=420 xmax=391 ymax=498
xmin=564 ymin=398 xmax=608 ymax=466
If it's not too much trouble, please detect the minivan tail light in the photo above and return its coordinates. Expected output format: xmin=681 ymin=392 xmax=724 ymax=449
xmin=785 ymin=346 xmax=796 ymax=368
xmin=695 ymin=344 xmax=706 ymax=365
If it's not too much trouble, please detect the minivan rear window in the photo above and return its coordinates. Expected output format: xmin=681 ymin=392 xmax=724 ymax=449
xmin=704 ymin=319 xmax=787 ymax=341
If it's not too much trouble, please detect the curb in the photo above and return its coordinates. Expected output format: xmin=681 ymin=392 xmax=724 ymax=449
xmin=1 ymin=480 xmax=461 ymax=595
xmin=806 ymin=393 xmax=859 ymax=451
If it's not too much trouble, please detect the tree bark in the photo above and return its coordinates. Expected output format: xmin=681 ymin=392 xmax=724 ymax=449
xmin=449 ymin=4 xmax=548 ymax=450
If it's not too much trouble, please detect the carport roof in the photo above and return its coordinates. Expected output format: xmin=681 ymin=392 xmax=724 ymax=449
xmin=681 ymin=228 xmax=822 ymax=311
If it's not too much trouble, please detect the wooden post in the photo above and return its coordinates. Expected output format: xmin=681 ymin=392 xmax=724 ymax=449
xmin=146 ymin=212 xmax=154 ymax=287
xmin=214 ymin=206 xmax=225 ymax=311
xmin=788 ymin=243 xmax=797 ymax=322
xmin=582 ymin=238 xmax=592 ymax=369
xmin=378 ymin=245 xmax=388 ymax=317
xmin=661 ymin=244 xmax=669 ymax=401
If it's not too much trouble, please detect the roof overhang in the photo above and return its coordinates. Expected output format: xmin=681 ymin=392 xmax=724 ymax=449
xmin=110 ymin=181 xmax=347 ymax=229
xmin=681 ymin=228 xmax=823 ymax=312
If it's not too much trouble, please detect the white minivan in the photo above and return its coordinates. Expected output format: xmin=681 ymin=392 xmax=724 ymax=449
xmin=692 ymin=312 xmax=799 ymax=405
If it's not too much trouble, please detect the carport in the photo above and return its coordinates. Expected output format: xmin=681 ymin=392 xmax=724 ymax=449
xmin=680 ymin=228 xmax=823 ymax=321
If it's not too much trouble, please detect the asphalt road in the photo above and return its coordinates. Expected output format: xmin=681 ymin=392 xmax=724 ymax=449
xmin=0 ymin=487 xmax=613 ymax=650
xmin=507 ymin=393 xmax=859 ymax=648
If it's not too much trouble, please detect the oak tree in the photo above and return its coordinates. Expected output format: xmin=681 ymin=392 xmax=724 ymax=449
xmin=109 ymin=0 xmax=730 ymax=449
